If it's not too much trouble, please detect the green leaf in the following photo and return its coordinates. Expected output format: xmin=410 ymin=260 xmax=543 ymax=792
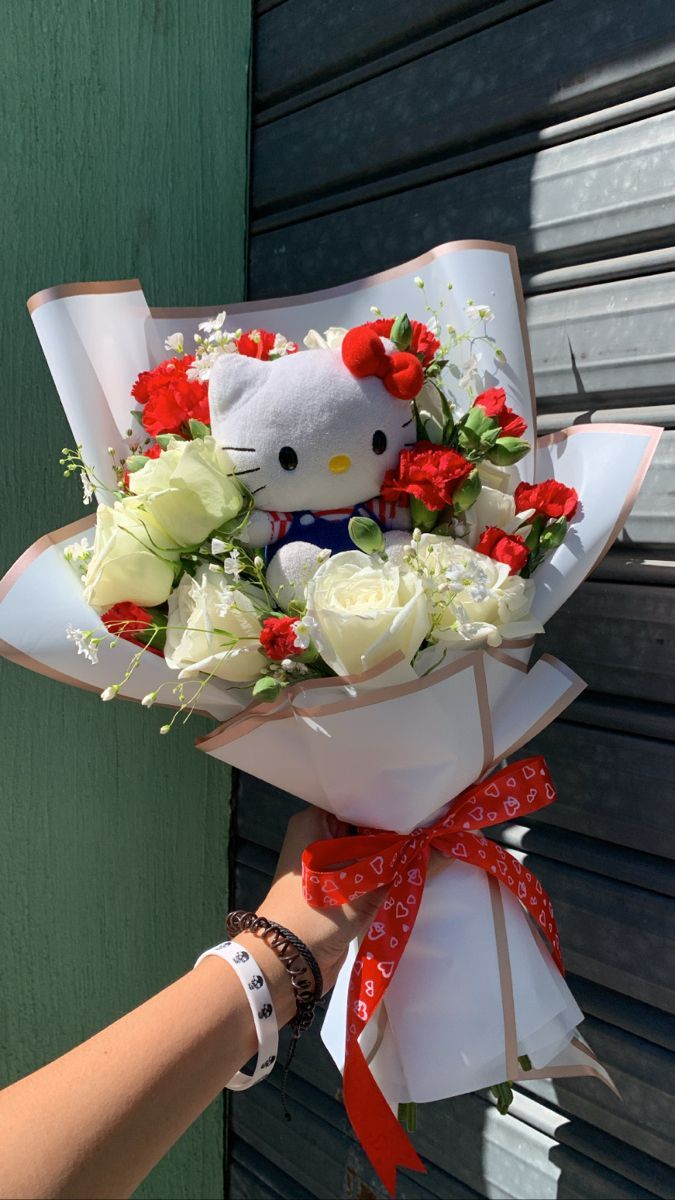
xmin=125 ymin=454 xmax=149 ymax=473
xmin=155 ymin=434 xmax=176 ymax=450
xmin=252 ymin=676 xmax=283 ymax=700
xmin=348 ymin=516 xmax=385 ymax=555
xmin=389 ymin=312 xmax=413 ymax=351
xmin=539 ymin=516 xmax=568 ymax=551
xmin=188 ymin=418 xmax=211 ymax=439
xmin=452 ymin=469 xmax=481 ymax=514
xmin=518 ymin=1054 xmax=533 ymax=1072
xmin=524 ymin=514 xmax=546 ymax=553
xmin=487 ymin=436 xmax=530 ymax=466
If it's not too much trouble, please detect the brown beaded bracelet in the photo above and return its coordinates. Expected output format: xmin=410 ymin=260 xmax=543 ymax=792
xmin=226 ymin=910 xmax=324 ymax=1115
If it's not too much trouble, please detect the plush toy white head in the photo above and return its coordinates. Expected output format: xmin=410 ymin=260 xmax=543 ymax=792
xmin=208 ymin=344 xmax=415 ymax=512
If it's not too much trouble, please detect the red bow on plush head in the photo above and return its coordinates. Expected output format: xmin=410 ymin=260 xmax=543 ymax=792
xmin=342 ymin=325 xmax=424 ymax=400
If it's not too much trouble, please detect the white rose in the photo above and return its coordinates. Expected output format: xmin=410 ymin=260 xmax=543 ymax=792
xmin=83 ymin=501 xmax=179 ymax=608
xmin=302 ymin=326 xmax=347 ymax=351
xmin=164 ymin=567 xmax=265 ymax=683
xmin=464 ymin=485 xmax=518 ymax=548
xmin=305 ymin=550 xmax=431 ymax=675
xmin=414 ymin=534 xmax=542 ymax=647
xmin=129 ymin=437 xmax=244 ymax=547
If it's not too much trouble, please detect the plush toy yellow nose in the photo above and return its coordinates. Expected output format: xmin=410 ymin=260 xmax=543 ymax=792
xmin=329 ymin=454 xmax=351 ymax=474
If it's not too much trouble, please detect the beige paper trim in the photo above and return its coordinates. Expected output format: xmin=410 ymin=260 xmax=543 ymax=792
xmin=294 ymin=651 xmax=481 ymax=718
xmin=488 ymin=876 xmax=615 ymax=1092
xmin=0 ymin=638 xmax=102 ymax=694
xmin=0 ymin=515 xmax=96 ymax=607
xmin=27 ymin=279 xmax=143 ymax=314
xmin=197 ymin=649 xmax=496 ymax=754
xmin=537 ymin=422 xmax=662 ymax=588
xmin=492 ymin=655 xmax=586 ymax=766
xmin=484 ymin=646 xmax=528 ymax=674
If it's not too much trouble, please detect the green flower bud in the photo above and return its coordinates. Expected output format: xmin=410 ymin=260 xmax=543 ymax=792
xmin=452 ymin=469 xmax=482 ymax=514
xmin=539 ymin=516 xmax=568 ymax=550
xmin=252 ymin=676 xmax=284 ymax=700
xmin=487 ymin=436 xmax=530 ymax=466
xmin=188 ymin=418 xmax=210 ymax=439
xmin=125 ymin=454 xmax=150 ymax=473
xmin=348 ymin=515 xmax=386 ymax=555
xmin=389 ymin=312 xmax=413 ymax=351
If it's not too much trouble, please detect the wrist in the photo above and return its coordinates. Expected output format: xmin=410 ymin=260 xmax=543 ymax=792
xmin=233 ymin=931 xmax=297 ymax=1026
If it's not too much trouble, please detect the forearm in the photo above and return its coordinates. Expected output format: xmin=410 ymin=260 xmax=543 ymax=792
xmin=0 ymin=939 xmax=295 ymax=1200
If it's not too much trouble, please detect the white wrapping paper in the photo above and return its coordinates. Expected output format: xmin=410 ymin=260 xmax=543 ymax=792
xmin=3 ymin=243 xmax=659 ymax=1116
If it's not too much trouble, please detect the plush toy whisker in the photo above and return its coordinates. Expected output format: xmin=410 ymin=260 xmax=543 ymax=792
xmin=228 ymin=467 xmax=261 ymax=477
xmin=250 ymin=484 xmax=267 ymax=496
xmin=401 ymin=417 xmax=414 ymax=428
xmin=219 ymin=445 xmax=258 ymax=452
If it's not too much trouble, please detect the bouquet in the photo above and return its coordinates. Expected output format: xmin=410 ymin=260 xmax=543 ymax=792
xmin=0 ymin=242 xmax=661 ymax=1196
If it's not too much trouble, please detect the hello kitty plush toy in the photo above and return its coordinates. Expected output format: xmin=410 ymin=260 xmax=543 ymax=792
xmin=208 ymin=325 xmax=423 ymax=597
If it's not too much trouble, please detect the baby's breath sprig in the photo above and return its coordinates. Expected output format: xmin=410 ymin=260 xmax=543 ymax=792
xmin=60 ymin=445 xmax=124 ymax=503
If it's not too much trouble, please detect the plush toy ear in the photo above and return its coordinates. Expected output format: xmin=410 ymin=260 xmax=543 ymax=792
xmin=207 ymin=353 xmax=270 ymax=438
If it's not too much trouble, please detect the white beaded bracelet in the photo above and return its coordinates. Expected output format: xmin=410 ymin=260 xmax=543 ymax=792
xmin=194 ymin=939 xmax=279 ymax=1091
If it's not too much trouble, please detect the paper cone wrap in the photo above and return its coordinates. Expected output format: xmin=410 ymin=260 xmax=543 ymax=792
xmin=1 ymin=243 xmax=658 ymax=1138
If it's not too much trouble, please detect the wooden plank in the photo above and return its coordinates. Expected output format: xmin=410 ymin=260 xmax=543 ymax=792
xmin=230 ymin=1136 xmax=315 ymax=1199
xmin=0 ymin=3 xmax=251 ymax=1198
xmin=538 ymin=580 xmax=675 ymax=702
xmin=493 ymin=823 xmax=675 ymax=892
xmin=510 ymin=723 xmax=675 ymax=857
xmin=563 ymin=693 xmax=674 ymax=743
xmin=252 ymin=104 xmax=675 ymax=267
xmin=255 ymin=0 xmax=545 ymax=116
xmin=251 ymin=0 xmax=675 ymax=217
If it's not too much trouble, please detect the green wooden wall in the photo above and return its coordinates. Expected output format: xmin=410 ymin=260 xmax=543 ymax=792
xmin=0 ymin=3 xmax=251 ymax=1197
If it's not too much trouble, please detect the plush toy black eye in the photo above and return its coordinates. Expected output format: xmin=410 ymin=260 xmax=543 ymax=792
xmin=372 ymin=430 xmax=387 ymax=455
xmin=278 ymin=446 xmax=298 ymax=471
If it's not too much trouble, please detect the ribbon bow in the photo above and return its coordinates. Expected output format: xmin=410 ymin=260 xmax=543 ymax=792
xmin=302 ymin=756 xmax=562 ymax=1196
xmin=341 ymin=324 xmax=424 ymax=400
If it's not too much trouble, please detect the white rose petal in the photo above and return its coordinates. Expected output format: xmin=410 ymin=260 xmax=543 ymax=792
xmin=412 ymin=533 xmax=542 ymax=648
xmin=305 ymin=551 xmax=431 ymax=676
xmin=129 ymin=436 xmax=244 ymax=548
xmin=82 ymin=501 xmax=179 ymax=609
xmin=303 ymin=326 xmax=347 ymax=351
xmin=164 ymin=567 xmax=266 ymax=684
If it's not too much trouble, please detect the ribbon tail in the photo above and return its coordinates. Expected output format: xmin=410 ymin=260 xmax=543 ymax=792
xmin=345 ymin=1040 xmax=426 ymax=1197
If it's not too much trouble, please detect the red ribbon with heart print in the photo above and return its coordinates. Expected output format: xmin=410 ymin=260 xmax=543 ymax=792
xmin=302 ymin=755 xmax=562 ymax=1197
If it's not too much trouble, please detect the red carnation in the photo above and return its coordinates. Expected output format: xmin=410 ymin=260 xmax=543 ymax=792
xmin=236 ymin=329 xmax=298 ymax=360
xmin=474 ymin=388 xmax=527 ymax=439
xmin=381 ymin=441 xmax=473 ymax=511
xmin=514 ymin=479 xmax=578 ymax=520
xmin=132 ymin=356 xmax=209 ymax=438
xmin=368 ymin=317 xmax=440 ymax=366
xmin=476 ymin=526 xmax=530 ymax=575
xmin=101 ymin=602 xmax=163 ymax=656
xmin=259 ymin=616 xmax=303 ymax=661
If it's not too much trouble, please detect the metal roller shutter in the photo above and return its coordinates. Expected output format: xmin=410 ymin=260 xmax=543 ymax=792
xmin=230 ymin=2 xmax=675 ymax=1195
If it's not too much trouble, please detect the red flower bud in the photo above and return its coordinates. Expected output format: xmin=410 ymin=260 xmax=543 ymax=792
xmin=514 ymin=479 xmax=578 ymax=520
xmin=474 ymin=388 xmax=527 ymax=439
xmin=259 ymin=616 xmax=303 ymax=662
xmin=475 ymin=526 xmax=530 ymax=575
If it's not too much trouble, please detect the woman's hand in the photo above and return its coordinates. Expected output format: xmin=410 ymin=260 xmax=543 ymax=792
xmin=252 ymin=807 xmax=383 ymax=993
